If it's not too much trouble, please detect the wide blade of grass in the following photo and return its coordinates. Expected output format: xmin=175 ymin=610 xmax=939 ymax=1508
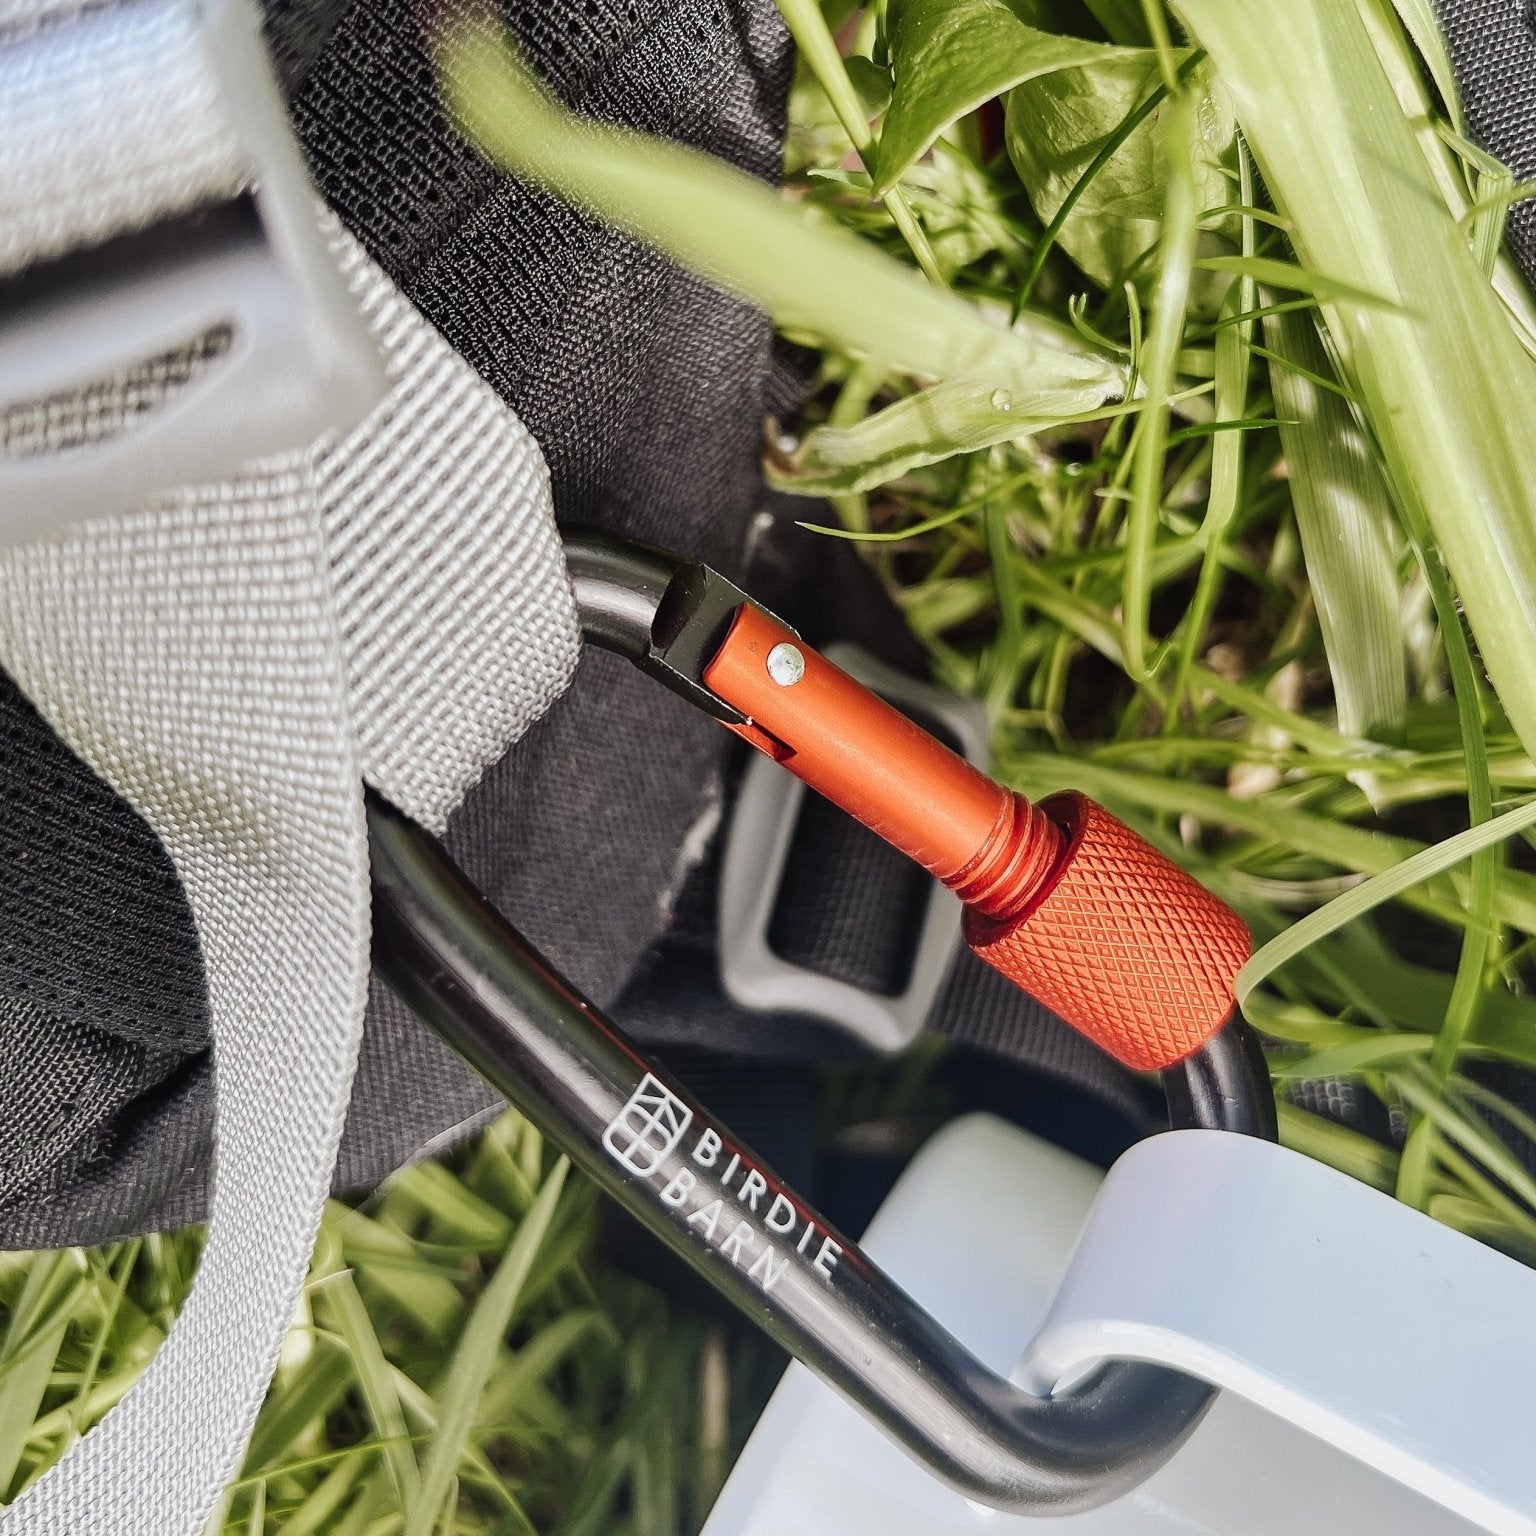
xmin=313 ymin=1227 xmax=421 ymax=1508
xmin=775 ymin=380 xmax=1140 ymax=494
xmin=1122 ymin=85 xmax=1200 ymax=679
xmin=1276 ymin=1104 xmax=1397 ymax=1191
xmin=440 ymin=27 xmax=1127 ymax=404
xmin=0 ymin=1252 xmax=81 ymax=1498
xmin=1237 ymin=796 xmax=1536 ymax=1003
xmin=1175 ymin=0 xmax=1536 ymax=765
xmin=1260 ymin=307 xmax=1406 ymax=740
xmin=1014 ymin=752 xmax=1536 ymax=936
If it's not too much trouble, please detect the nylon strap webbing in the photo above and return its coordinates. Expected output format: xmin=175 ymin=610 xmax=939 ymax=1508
xmin=0 ymin=1 xmax=579 ymax=1528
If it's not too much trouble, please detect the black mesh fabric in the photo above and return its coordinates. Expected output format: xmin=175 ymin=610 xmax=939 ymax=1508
xmin=1437 ymin=0 xmax=1536 ymax=289
xmin=0 ymin=671 xmax=205 ymax=1052
xmin=0 ymin=0 xmax=794 ymax=1245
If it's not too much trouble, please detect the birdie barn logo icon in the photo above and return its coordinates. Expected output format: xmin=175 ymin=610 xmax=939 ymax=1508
xmin=602 ymin=1075 xmax=842 ymax=1296
xmin=602 ymin=1073 xmax=694 ymax=1175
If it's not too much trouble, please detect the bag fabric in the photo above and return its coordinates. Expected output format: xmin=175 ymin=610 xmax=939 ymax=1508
xmin=3 ymin=0 xmax=1534 ymax=1251
xmin=0 ymin=0 xmax=795 ymax=1247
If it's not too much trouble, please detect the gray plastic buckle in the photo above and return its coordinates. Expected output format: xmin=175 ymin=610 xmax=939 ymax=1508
xmin=717 ymin=644 xmax=990 ymax=1054
xmin=0 ymin=0 xmax=387 ymax=542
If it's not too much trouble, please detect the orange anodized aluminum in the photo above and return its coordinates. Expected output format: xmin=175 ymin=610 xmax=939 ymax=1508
xmin=700 ymin=605 xmax=1064 ymax=911
xmin=701 ymin=604 xmax=1250 ymax=1071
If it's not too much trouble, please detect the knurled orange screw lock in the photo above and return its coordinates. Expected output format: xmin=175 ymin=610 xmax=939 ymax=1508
xmin=700 ymin=606 xmax=1250 ymax=1072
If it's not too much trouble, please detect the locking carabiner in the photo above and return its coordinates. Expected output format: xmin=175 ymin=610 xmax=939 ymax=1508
xmin=366 ymin=529 xmax=1276 ymax=1517
xmin=565 ymin=529 xmax=1271 ymax=1083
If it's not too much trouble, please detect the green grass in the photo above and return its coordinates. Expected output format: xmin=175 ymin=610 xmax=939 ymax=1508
xmin=12 ymin=0 xmax=1536 ymax=1528
xmin=441 ymin=0 xmax=1536 ymax=1255
xmin=1 ymin=1114 xmax=742 ymax=1533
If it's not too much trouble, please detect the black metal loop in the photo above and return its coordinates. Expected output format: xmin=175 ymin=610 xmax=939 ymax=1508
xmin=365 ymin=532 xmax=1275 ymax=1515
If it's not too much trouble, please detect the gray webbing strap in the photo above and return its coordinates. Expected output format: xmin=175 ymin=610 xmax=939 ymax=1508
xmin=0 ymin=1 xmax=580 ymax=1528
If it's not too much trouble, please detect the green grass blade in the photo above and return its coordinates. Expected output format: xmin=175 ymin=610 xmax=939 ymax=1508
xmin=402 ymin=1157 xmax=570 ymax=1536
xmin=1393 ymin=515 xmax=1499 ymax=1206
xmin=1170 ymin=142 xmax=1256 ymax=717
xmin=1385 ymin=0 xmax=1464 ymax=132
xmin=268 ymin=1456 xmax=369 ymax=1536
xmin=244 ymin=1331 xmax=354 ymax=1473
xmin=1174 ymin=0 xmax=1536 ymax=766
xmin=315 ymin=1248 xmax=421 ymax=1508
xmin=773 ymin=0 xmax=945 ymax=283
xmin=1276 ymin=1103 xmax=1396 ymax=1191
xmin=1237 ymin=797 xmax=1536 ymax=1004
xmin=1270 ymin=1033 xmax=1431 ymax=1078
xmin=1010 ymin=753 xmax=1536 ymax=936
xmin=1260 ymin=307 xmax=1406 ymax=740
xmin=774 ymin=380 xmax=1138 ymax=494
xmin=440 ymin=27 xmax=1126 ymax=401
xmin=1195 ymin=255 xmax=1400 ymax=310
xmin=0 ymin=1253 xmax=80 ymax=1497
xmin=1122 ymin=86 xmax=1199 ymax=680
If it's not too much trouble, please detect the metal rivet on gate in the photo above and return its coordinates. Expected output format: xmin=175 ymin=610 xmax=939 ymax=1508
xmin=766 ymin=642 xmax=805 ymax=687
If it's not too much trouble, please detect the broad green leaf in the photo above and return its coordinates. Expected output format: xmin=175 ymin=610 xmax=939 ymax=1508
xmin=1261 ymin=308 xmax=1406 ymax=740
xmin=774 ymin=379 xmax=1133 ymax=494
xmin=441 ymin=29 xmax=1124 ymax=400
xmin=875 ymin=0 xmax=1143 ymax=193
xmin=1003 ymin=52 xmax=1234 ymax=291
xmin=845 ymin=54 xmax=894 ymax=118
xmin=1175 ymin=0 xmax=1536 ymax=769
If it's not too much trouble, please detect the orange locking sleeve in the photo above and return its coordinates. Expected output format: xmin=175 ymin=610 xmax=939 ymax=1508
xmin=963 ymin=792 xmax=1250 ymax=1071
xmin=701 ymin=606 xmax=1249 ymax=1071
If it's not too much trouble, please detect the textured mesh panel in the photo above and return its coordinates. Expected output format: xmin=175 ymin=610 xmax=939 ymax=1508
xmin=0 ymin=1002 xmax=182 ymax=1214
xmin=0 ymin=668 xmax=207 ymax=1050
xmin=1436 ymin=0 xmax=1536 ymax=289
xmin=0 ymin=0 xmax=793 ymax=1243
